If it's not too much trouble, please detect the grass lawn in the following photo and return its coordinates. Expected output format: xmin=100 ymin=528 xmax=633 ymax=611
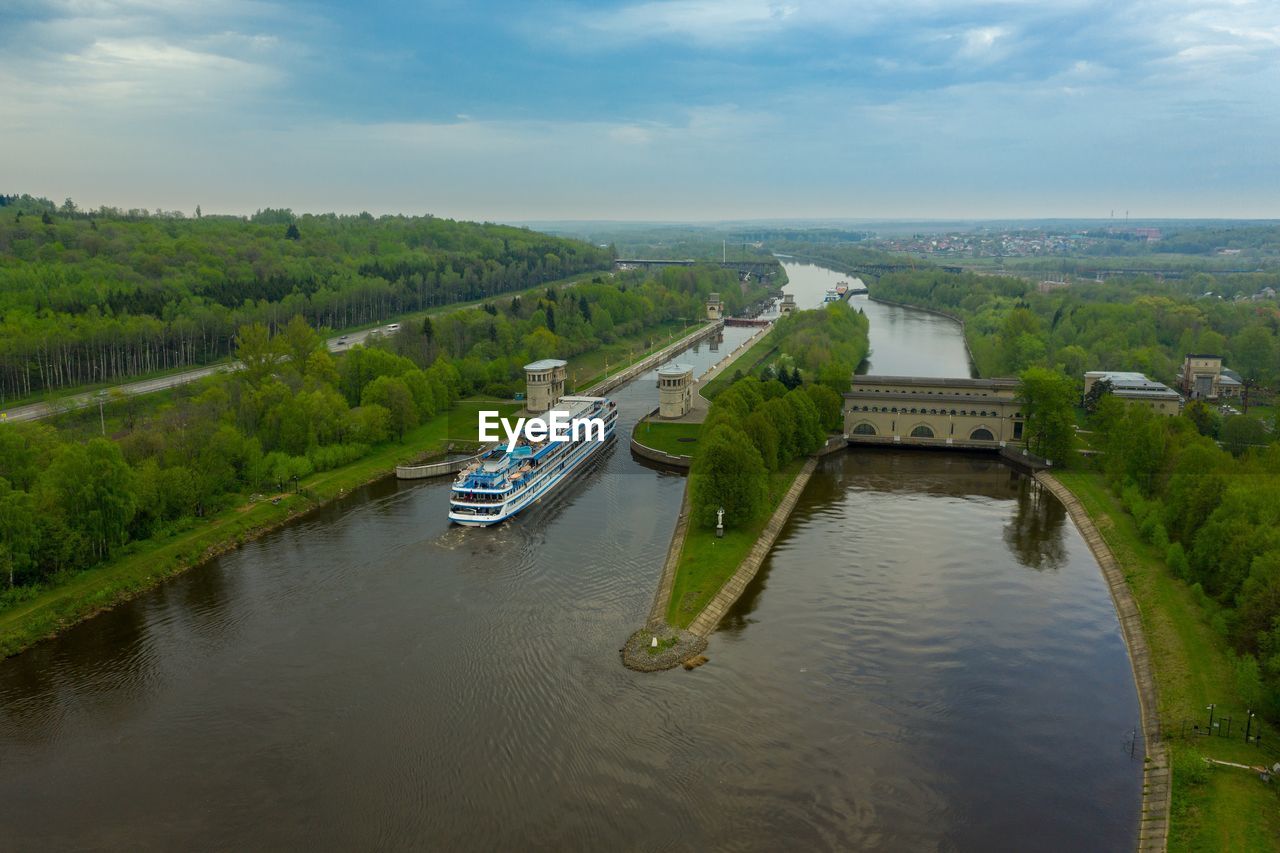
xmin=1054 ymin=469 xmax=1280 ymax=851
xmin=665 ymin=458 xmax=807 ymax=628
xmin=700 ymin=329 xmax=778 ymax=400
xmin=633 ymin=420 xmax=703 ymax=458
xmin=0 ymin=395 xmax=515 ymax=658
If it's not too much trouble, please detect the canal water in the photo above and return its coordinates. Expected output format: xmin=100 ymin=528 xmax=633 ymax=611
xmin=0 ymin=263 xmax=1142 ymax=850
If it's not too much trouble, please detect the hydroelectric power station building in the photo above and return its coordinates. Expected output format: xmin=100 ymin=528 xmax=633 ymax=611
xmin=843 ymin=376 xmax=1026 ymax=448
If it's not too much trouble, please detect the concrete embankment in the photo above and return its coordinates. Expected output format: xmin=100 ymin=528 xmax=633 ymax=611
xmin=623 ymin=435 xmax=846 ymax=671
xmin=627 ymin=323 xmax=773 ymax=471
xmin=687 ymin=436 xmax=846 ymax=637
xmin=585 ymin=321 xmax=724 ymax=396
xmin=1034 ymin=471 xmax=1170 ymax=853
xmin=395 ymin=446 xmax=492 ymax=480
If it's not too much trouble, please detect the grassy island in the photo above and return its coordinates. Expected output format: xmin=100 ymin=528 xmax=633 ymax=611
xmin=656 ymin=302 xmax=869 ymax=632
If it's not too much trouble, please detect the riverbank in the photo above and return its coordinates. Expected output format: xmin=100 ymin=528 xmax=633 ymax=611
xmin=0 ymin=412 xmax=461 ymax=657
xmin=1035 ymin=471 xmax=1171 ymax=852
xmin=865 ymin=295 xmax=981 ymax=377
xmin=0 ymin=320 xmax=725 ymax=658
xmin=624 ymin=436 xmax=846 ymax=671
xmin=1049 ymin=470 xmax=1280 ymax=852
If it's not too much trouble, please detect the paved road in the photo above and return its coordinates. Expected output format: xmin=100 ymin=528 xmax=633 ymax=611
xmin=0 ymin=323 xmax=401 ymax=424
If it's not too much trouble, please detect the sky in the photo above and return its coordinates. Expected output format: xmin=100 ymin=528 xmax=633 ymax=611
xmin=2 ymin=0 xmax=1279 ymax=221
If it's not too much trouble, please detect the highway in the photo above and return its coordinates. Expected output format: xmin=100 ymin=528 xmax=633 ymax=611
xmin=0 ymin=322 xmax=401 ymax=424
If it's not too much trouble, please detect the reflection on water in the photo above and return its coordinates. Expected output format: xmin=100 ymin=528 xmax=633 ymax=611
xmin=0 ymin=276 xmax=1141 ymax=850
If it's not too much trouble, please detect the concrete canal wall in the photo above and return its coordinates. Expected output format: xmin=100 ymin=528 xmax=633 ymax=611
xmin=1034 ymin=471 xmax=1170 ymax=853
xmin=585 ymin=321 xmax=724 ymax=396
xmin=687 ymin=436 xmax=846 ymax=637
xmin=395 ymin=446 xmax=493 ymax=480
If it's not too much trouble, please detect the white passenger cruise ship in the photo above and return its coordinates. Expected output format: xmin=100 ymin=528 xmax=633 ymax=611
xmin=447 ymin=396 xmax=618 ymax=526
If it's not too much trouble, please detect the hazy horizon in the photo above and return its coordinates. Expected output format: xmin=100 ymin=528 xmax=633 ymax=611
xmin=4 ymin=0 xmax=1279 ymax=220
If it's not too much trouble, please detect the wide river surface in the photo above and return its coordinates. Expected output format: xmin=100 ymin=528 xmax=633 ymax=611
xmin=0 ymin=261 xmax=1142 ymax=850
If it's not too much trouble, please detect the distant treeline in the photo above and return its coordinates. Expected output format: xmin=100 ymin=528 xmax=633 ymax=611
xmin=0 ymin=198 xmax=613 ymax=402
xmin=766 ymin=242 xmax=915 ymax=272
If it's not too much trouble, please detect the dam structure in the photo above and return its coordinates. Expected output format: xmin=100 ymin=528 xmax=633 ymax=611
xmin=843 ymin=375 xmax=1026 ymax=449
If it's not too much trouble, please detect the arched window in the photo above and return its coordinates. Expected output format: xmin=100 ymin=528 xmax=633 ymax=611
xmin=970 ymin=427 xmax=995 ymax=441
xmin=852 ymin=422 xmax=877 ymax=435
xmin=910 ymin=424 xmax=935 ymax=438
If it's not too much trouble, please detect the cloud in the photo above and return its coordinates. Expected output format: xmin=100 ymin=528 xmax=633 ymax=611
xmin=574 ymin=0 xmax=800 ymax=44
xmin=956 ymin=25 xmax=1011 ymax=61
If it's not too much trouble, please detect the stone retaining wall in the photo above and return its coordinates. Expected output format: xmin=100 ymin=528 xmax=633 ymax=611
xmin=629 ymin=407 xmax=695 ymax=470
xmin=585 ymin=321 xmax=724 ymax=397
xmin=687 ymin=456 xmax=822 ymax=637
xmin=1034 ymin=471 xmax=1170 ymax=853
xmin=395 ymin=446 xmax=493 ymax=480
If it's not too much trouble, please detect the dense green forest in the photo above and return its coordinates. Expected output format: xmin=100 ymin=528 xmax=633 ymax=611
xmin=1090 ymin=399 xmax=1280 ymax=720
xmin=0 ymin=197 xmax=613 ymax=402
xmin=0 ymin=264 xmax=749 ymax=598
xmin=690 ymin=302 xmax=867 ymax=529
xmin=767 ymin=241 xmax=917 ymax=271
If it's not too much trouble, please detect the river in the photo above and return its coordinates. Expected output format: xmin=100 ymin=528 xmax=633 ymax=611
xmin=0 ymin=262 xmax=1142 ymax=850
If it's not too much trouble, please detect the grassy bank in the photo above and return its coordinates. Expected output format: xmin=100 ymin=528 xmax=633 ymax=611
xmin=0 ymin=396 xmax=517 ymax=658
xmin=633 ymin=421 xmax=703 ymax=458
xmin=700 ymin=329 xmax=779 ymax=400
xmin=1054 ymin=470 xmax=1280 ymax=852
xmin=666 ymin=458 xmax=806 ymax=628
xmin=570 ymin=319 xmax=695 ymax=391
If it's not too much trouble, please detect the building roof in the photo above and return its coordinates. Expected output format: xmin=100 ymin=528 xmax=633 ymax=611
xmin=851 ymin=375 xmax=1019 ymax=389
xmin=658 ymin=363 xmax=693 ymax=376
xmin=1087 ymin=371 xmax=1182 ymax=400
xmin=524 ymin=359 xmax=567 ymax=371
xmin=1184 ymin=353 xmax=1222 ymax=360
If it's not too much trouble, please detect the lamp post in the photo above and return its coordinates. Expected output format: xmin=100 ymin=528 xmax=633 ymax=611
xmin=292 ymin=474 xmax=300 ymax=494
